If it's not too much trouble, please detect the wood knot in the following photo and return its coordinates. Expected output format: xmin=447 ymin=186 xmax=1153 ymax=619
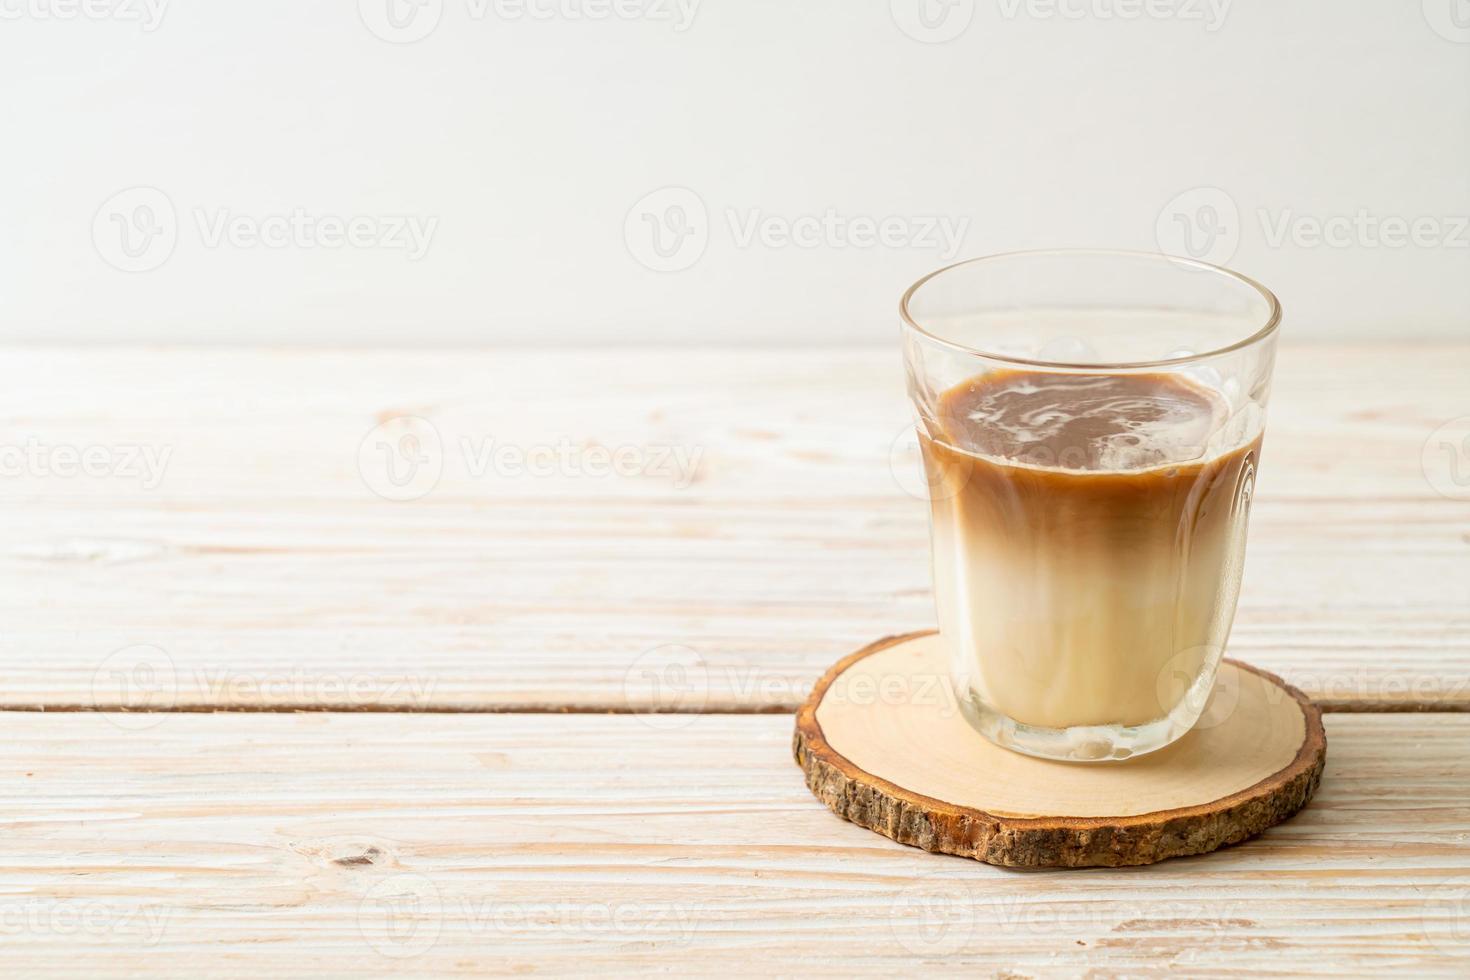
xmin=333 ymin=846 xmax=384 ymax=867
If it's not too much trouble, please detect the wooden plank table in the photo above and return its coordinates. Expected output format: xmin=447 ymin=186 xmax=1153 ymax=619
xmin=1 ymin=344 xmax=1468 ymax=974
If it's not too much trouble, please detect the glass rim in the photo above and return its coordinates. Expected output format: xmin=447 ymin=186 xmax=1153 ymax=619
xmin=899 ymin=248 xmax=1282 ymax=370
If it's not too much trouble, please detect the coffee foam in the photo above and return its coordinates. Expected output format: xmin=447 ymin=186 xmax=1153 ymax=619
xmin=935 ymin=371 xmax=1259 ymax=474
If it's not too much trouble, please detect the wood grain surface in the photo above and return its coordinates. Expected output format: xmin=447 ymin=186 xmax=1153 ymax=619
xmin=0 ymin=710 xmax=1464 ymax=976
xmin=2 ymin=344 xmax=1468 ymax=974
xmin=1 ymin=345 xmax=1466 ymax=712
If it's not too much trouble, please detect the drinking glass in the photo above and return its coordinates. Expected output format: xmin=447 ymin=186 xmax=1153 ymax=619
xmin=900 ymin=250 xmax=1281 ymax=762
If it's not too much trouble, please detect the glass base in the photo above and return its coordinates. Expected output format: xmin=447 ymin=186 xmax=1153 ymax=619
xmin=957 ymin=669 xmax=1215 ymax=763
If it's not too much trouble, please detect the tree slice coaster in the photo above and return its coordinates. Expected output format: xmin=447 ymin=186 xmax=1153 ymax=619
xmin=793 ymin=630 xmax=1326 ymax=868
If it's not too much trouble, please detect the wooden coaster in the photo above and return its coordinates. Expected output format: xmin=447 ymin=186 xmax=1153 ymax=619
xmin=793 ymin=631 xmax=1326 ymax=868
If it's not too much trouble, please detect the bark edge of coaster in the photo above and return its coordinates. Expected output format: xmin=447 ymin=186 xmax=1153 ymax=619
xmin=793 ymin=630 xmax=1326 ymax=868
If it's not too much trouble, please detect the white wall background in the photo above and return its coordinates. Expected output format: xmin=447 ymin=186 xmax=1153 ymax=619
xmin=1 ymin=0 xmax=1467 ymax=346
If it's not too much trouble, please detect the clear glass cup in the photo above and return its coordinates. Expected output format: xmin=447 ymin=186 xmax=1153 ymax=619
xmin=900 ymin=250 xmax=1280 ymax=762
